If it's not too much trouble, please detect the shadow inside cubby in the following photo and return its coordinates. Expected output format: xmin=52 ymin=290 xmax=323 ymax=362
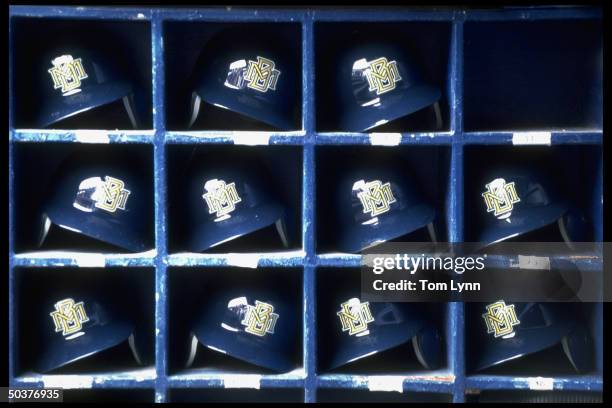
xmin=12 ymin=143 xmax=155 ymax=253
xmin=465 ymin=302 xmax=599 ymax=376
xmin=315 ymin=21 xmax=452 ymax=132
xmin=463 ymin=19 xmax=602 ymax=131
xmin=316 ymin=268 xmax=447 ymax=375
xmin=315 ymin=145 xmax=451 ymax=254
xmin=167 ymin=267 xmax=303 ymax=375
xmin=463 ymin=145 xmax=601 ymax=245
xmin=11 ymin=17 xmax=152 ymax=129
xmin=169 ymin=388 xmax=304 ymax=403
xmin=166 ymin=145 xmax=303 ymax=253
xmin=163 ymin=21 xmax=302 ymax=131
xmin=317 ymin=389 xmax=452 ymax=403
xmin=15 ymin=267 xmax=155 ymax=375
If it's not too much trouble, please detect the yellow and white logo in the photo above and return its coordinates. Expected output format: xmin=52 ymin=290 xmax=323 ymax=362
xmin=48 ymin=55 xmax=89 ymax=96
xmin=202 ymin=179 xmax=242 ymax=221
xmin=482 ymin=300 xmax=520 ymax=338
xmin=355 ymin=180 xmax=396 ymax=217
xmin=50 ymin=298 xmax=90 ymax=337
xmin=337 ymin=298 xmax=375 ymax=336
xmin=244 ymin=56 xmax=281 ymax=93
xmin=482 ymin=178 xmax=521 ymax=220
xmin=241 ymin=300 xmax=279 ymax=337
xmin=363 ymin=57 xmax=402 ymax=95
xmin=73 ymin=176 xmax=130 ymax=214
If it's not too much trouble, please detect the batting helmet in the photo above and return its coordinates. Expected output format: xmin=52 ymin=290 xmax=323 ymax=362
xmin=188 ymin=27 xmax=299 ymax=130
xmin=187 ymin=282 xmax=299 ymax=372
xmin=34 ymin=291 xmax=143 ymax=373
xmin=183 ymin=151 xmax=288 ymax=252
xmin=335 ymin=31 xmax=442 ymax=132
xmin=40 ymin=150 xmax=152 ymax=252
xmin=475 ymin=166 xmax=574 ymax=247
xmin=472 ymin=301 xmax=593 ymax=373
xmin=319 ymin=271 xmax=443 ymax=371
xmin=334 ymin=156 xmax=437 ymax=253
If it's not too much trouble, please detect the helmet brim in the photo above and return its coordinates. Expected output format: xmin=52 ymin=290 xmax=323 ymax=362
xmin=36 ymin=319 xmax=133 ymax=373
xmin=338 ymin=202 xmax=435 ymax=253
xmin=36 ymin=81 xmax=132 ymax=129
xmin=187 ymin=201 xmax=284 ymax=252
xmin=196 ymin=88 xmax=294 ymax=131
xmin=45 ymin=202 xmax=149 ymax=253
xmin=339 ymin=84 xmax=441 ymax=132
xmin=477 ymin=202 xmax=568 ymax=248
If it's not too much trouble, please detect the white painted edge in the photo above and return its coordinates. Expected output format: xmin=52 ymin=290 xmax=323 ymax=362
xmin=512 ymin=131 xmax=551 ymax=145
xmin=369 ymin=133 xmax=402 ymax=146
xmin=515 ymin=255 xmax=551 ymax=270
xmin=526 ymin=376 xmax=555 ymax=391
xmin=225 ymin=253 xmax=260 ymax=268
xmin=74 ymin=253 xmax=106 ymax=267
xmin=367 ymin=375 xmax=404 ymax=393
xmin=222 ymin=374 xmax=261 ymax=389
xmin=74 ymin=130 xmax=110 ymax=144
xmin=42 ymin=375 xmax=94 ymax=389
xmin=232 ymin=132 xmax=271 ymax=145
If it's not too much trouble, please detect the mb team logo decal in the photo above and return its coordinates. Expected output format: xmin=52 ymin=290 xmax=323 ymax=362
xmin=48 ymin=55 xmax=89 ymax=96
xmin=244 ymin=56 xmax=281 ymax=93
xmin=355 ymin=180 xmax=396 ymax=217
xmin=202 ymin=179 xmax=242 ymax=221
xmin=482 ymin=300 xmax=520 ymax=338
xmin=482 ymin=178 xmax=521 ymax=220
xmin=360 ymin=57 xmax=402 ymax=95
xmin=50 ymin=298 xmax=90 ymax=337
xmin=241 ymin=300 xmax=279 ymax=337
xmin=337 ymin=298 xmax=375 ymax=336
xmin=73 ymin=176 xmax=131 ymax=214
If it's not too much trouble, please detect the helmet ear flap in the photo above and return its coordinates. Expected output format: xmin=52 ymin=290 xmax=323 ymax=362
xmin=561 ymin=325 xmax=594 ymax=373
xmin=412 ymin=325 xmax=443 ymax=370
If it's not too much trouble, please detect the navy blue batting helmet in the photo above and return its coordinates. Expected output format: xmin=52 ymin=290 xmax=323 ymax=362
xmin=184 ymin=152 xmax=288 ymax=252
xmin=335 ymin=33 xmax=441 ymax=132
xmin=187 ymin=284 xmax=299 ymax=372
xmin=34 ymin=292 xmax=144 ymax=373
xmin=188 ymin=27 xmax=299 ymax=130
xmin=320 ymin=273 xmax=443 ymax=371
xmin=476 ymin=166 xmax=571 ymax=247
xmin=40 ymin=150 xmax=152 ymax=252
xmin=335 ymin=158 xmax=436 ymax=253
xmin=472 ymin=301 xmax=593 ymax=373
xmin=35 ymin=43 xmax=138 ymax=129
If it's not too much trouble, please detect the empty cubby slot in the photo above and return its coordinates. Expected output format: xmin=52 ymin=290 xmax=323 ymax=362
xmin=317 ymin=389 xmax=451 ymax=403
xmin=166 ymin=145 xmax=302 ymax=253
xmin=61 ymin=389 xmax=155 ymax=403
xmin=315 ymin=22 xmax=452 ymax=132
xmin=167 ymin=267 xmax=303 ymax=375
xmin=169 ymin=388 xmax=304 ymax=403
xmin=11 ymin=17 xmax=152 ymax=129
xmin=467 ymin=390 xmax=602 ymax=403
xmin=463 ymin=145 xmax=601 ymax=245
xmin=12 ymin=143 xmax=155 ymax=253
xmin=465 ymin=302 xmax=598 ymax=376
xmin=316 ymin=268 xmax=447 ymax=375
xmin=316 ymin=146 xmax=451 ymax=254
xmin=463 ymin=19 xmax=602 ymax=131
xmin=163 ymin=22 xmax=302 ymax=131
xmin=15 ymin=267 xmax=155 ymax=375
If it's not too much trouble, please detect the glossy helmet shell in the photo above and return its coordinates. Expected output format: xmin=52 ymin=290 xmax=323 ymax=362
xmin=43 ymin=150 xmax=152 ymax=252
xmin=335 ymin=31 xmax=441 ymax=132
xmin=189 ymin=27 xmax=299 ymax=130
